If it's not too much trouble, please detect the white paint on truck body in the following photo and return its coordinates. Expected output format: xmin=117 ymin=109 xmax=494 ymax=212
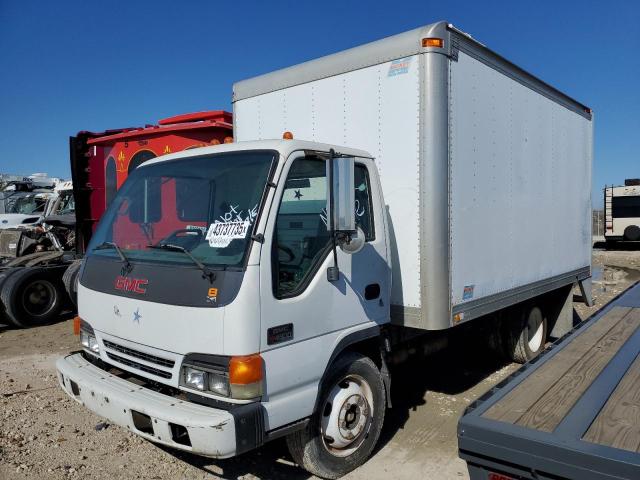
xmin=234 ymin=24 xmax=593 ymax=328
xmin=235 ymin=56 xmax=422 ymax=309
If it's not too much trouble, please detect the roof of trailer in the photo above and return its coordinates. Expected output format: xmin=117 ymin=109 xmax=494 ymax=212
xmin=87 ymin=111 xmax=232 ymax=145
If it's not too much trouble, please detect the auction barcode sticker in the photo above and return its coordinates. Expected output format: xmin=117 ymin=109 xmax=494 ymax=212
xmin=206 ymin=220 xmax=250 ymax=248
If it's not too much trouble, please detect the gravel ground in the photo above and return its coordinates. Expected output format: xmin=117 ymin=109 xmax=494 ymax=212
xmin=1 ymin=247 xmax=638 ymax=480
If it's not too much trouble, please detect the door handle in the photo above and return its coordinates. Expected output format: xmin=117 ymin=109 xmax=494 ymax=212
xmin=364 ymin=283 xmax=380 ymax=300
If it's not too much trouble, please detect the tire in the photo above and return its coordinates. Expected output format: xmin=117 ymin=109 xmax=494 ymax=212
xmin=504 ymin=304 xmax=547 ymax=364
xmin=624 ymin=225 xmax=640 ymax=242
xmin=0 ymin=267 xmax=20 ymax=291
xmin=62 ymin=260 xmax=82 ymax=308
xmin=0 ymin=267 xmax=21 ymax=323
xmin=0 ymin=267 xmax=65 ymax=328
xmin=286 ymin=352 xmax=386 ymax=479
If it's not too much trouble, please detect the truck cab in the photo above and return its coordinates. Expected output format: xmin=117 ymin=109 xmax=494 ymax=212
xmin=57 ymin=139 xmax=391 ymax=478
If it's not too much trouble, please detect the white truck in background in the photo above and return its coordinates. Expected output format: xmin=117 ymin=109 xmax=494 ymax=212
xmin=0 ymin=173 xmax=62 ymax=229
xmin=604 ymin=179 xmax=640 ymax=245
xmin=57 ymin=21 xmax=593 ymax=478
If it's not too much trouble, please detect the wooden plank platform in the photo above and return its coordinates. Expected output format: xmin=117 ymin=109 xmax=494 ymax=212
xmin=583 ymin=353 xmax=640 ymax=452
xmin=484 ymin=306 xmax=640 ymax=434
xmin=458 ymin=283 xmax=640 ymax=480
xmin=483 ymin=307 xmax=633 ymax=424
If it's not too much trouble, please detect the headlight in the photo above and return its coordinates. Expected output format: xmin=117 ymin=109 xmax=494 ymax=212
xmin=208 ymin=371 xmax=230 ymax=397
xmin=180 ymin=354 xmax=263 ymax=400
xmin=88 ymin=335 xmax=99 ymax=353
xmin=79 ymin=322 xmax=99 ymax=355
xmin=182 ymin=365 xmax=229 ymax=396
xmin=184 ymin=367 xmax=207 ymax=391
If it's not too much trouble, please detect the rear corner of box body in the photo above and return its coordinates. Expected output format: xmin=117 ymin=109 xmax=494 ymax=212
xmin=415 ymin=50 xmax=453 ymax=331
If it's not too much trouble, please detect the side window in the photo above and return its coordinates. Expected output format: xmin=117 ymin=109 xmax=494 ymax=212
xmin=105 ymin=156 xmax=117 ymax=207
xmin=273 ymin=158 xmax=331 ymax=298
xmin=354 ymin=164 xmax=374 ymax=241
xmin=128 ymin=150 xmax=156 ymax=173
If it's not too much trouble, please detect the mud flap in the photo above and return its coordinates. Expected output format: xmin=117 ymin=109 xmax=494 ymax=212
xmin=578 ymin=277 xmax=594 ymax=307
xmin=380 ymin=350 xmax=392 ymax=409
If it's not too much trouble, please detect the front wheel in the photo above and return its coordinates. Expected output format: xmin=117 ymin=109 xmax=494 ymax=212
xmin=286 ymin=352 xmax=385 ymax=479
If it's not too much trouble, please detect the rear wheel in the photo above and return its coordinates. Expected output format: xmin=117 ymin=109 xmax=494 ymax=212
xmin=0 ymin=267 xmax=65 ymax=328
xmin=504 ymin=304 xmax=547 ymax=364
xmin=624 ymin=225 xmax=640 ymax=242
xmin=286 ymin=352 xmax=385 ymax=479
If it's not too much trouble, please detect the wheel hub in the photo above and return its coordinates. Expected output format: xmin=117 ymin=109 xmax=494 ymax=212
xmin=321 ymin=375 xmax=373 ymax=457
xmin=21 ymin=280 xmax=55 ymax=317
xmin=338 ymin=394 xmax=368 ymax=440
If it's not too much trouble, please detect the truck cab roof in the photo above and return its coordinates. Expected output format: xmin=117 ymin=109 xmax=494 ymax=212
xmin=141 ymin=139 xmax=373 ymax=168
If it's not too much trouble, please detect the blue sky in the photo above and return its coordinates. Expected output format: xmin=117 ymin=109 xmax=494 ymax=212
xmin=1 ymin=0 xmax=638 ymax=207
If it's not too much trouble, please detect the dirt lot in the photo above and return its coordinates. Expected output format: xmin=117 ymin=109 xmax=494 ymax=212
xmin=1 ymin=247 xmax=639 ymax=480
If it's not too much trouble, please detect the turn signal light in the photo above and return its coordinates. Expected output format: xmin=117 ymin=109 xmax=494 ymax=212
xmin=229 ymin=354 xmax=263 ymax=399
xmin=223 ymin=136 xmax=234 ymax=144
xmin=422 ymin=37 xmax=444 ymax=48
xmin=282 ymin=131 xmax=294 ymax=140
xmin=229 ymin=354 xmax=263 ymax=385
xmin=73 ymin=316 xmax=81 ymax=335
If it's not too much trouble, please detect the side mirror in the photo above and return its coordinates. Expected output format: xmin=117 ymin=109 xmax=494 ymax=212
xmin=326 ymin=156 xmax=355 ymax=233
xmin=339 ymin=226 xmax=365 ymax=255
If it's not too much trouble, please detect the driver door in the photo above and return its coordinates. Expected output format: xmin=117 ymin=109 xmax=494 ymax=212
xmin=259 ymin=152 xmax=389 ymax=426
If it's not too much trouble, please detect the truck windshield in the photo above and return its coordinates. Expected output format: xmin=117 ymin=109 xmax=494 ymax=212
xmin=87 ymin=151 xmax=275 ymax=268
xmin=8 ymin=194 xmax=46 ymax=214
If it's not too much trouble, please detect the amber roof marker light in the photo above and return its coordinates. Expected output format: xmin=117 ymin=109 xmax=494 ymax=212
xmin=283 ymin=131 xmax=294 ymax=140
xmin=422 ymin=37 xmax=444 ymax=48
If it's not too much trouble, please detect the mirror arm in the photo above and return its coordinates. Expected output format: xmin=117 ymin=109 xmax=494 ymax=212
xmin=327 ymin=149 xmax=340 ymax=282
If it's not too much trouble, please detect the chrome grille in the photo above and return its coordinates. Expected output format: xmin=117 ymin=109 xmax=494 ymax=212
xmin=106 ymin=352 xmax=172 ymax=379
xmin=103 ymin=340 xmax=175 ymax=368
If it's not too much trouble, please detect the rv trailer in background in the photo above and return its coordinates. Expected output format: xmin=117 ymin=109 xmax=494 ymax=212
xmin=604 ymin=179 xmax=640 ymax=246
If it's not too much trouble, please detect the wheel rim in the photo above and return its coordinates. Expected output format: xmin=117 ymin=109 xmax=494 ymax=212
xmin=527 ymin=310 xmax=544 ymax=352
xmin=320 ymin=374 xmax=374 ymax=457
xmin=21 ymin=279 xmax=57 ymax=317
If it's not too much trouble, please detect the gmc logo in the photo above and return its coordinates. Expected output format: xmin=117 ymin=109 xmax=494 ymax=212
xmin=115 ymin=276 xmax=148 ymax=294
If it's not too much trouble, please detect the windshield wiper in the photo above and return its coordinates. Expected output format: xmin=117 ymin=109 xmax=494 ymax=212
xmin=147 ymin=244 xmax=217 ymax=282
xmin=94 ymin=241 xmax=132 ymax=274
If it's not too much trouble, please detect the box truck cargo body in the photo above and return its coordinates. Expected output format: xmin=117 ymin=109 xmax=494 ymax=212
xmin=57 ymin=21 xmax=593 ymax=479
xmin=234 ymin=21 xmax=593 ymax=329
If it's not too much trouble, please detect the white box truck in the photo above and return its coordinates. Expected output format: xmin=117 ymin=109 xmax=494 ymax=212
xmin=56 ymin=21 xmax=593 ymax=478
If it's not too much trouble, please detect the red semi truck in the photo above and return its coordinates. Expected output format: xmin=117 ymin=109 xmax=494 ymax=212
xmin=0 ymin=111 xmax=232 ymax=327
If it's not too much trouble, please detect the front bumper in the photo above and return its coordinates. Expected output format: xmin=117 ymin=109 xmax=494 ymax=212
xmin=57 ymin=353 xmax=245 ymax=458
